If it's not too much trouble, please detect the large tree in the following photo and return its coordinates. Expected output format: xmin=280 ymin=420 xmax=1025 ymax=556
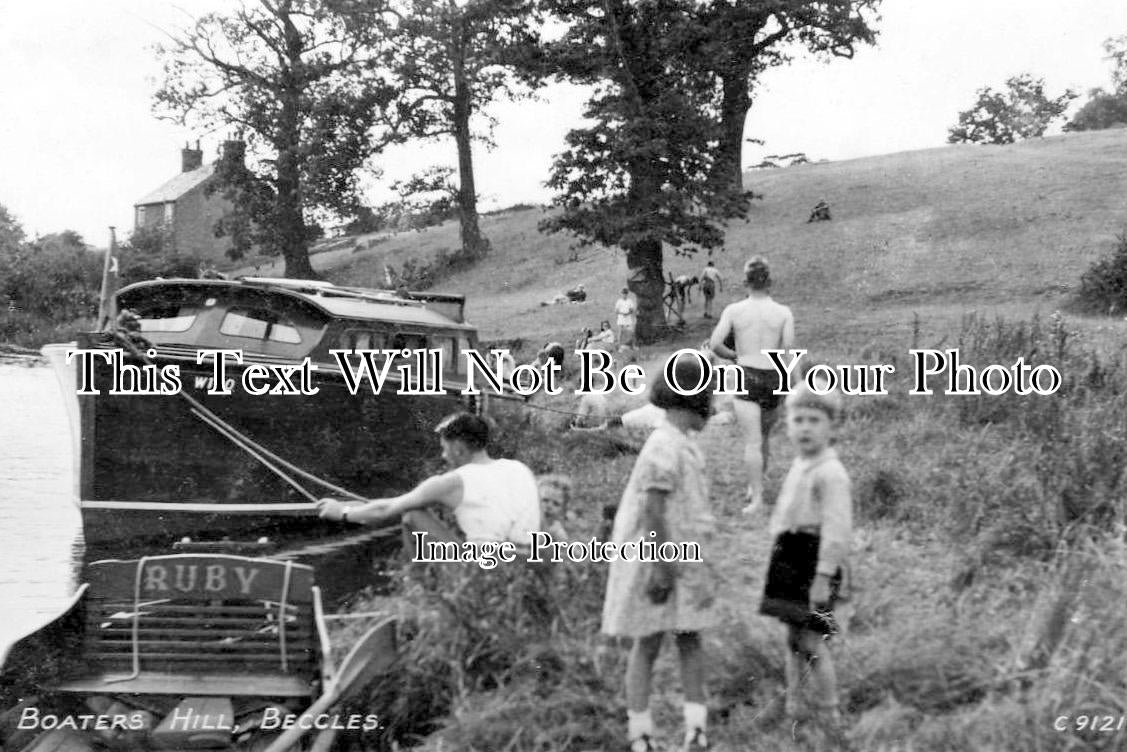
xmin=541 ymin=0 xmax=750 ymax=341
xmin=698 ymin=0 xmax=880 ymax=190
xmin=948 ymin=74 xmax=1077 ymax=145
xmin=378 ymin=0 xmax=541 ymax=259
xmin=154 ymin=0 xmax=398 ymax=277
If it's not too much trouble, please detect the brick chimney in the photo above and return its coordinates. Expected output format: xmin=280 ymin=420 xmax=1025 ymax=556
xmin=181 ymin=140 xmax=203 ymax=172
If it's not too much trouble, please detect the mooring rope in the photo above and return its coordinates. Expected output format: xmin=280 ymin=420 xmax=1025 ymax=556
xmin=111 ymin=331 xmax=364 ymax=503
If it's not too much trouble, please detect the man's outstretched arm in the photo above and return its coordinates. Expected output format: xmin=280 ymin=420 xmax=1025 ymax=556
xmin=317 ymin=473 xmax=463 ymax=524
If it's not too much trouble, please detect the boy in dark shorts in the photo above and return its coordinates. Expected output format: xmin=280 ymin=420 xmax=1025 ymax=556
xmin=760 ymin=380 xmax=851 ymax=744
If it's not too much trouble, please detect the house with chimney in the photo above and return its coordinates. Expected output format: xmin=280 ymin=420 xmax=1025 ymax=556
xmin=133 ymin=141 xmax=244 ymax=263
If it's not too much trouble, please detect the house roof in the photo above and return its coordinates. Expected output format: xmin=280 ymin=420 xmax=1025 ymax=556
xmin=134 ymin=162 xmax=215 ymax=206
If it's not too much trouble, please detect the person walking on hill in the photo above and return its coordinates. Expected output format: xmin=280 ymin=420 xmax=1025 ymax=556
xmin=708 ymin=256 xmax=794 ymax=514
xmin=700 ymin=261 xmax=723 ymax=319
xmin=760 ymin=381 xmax=852 ymax=746
xmin=602 ymin=355 xmax=718 ymax=752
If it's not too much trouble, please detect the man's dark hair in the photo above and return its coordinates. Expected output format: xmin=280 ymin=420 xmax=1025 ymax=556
xmin=744 ymin=256 xmax=771 ymax=289
xmin=435 ymin=412 xmax=490 ymax=450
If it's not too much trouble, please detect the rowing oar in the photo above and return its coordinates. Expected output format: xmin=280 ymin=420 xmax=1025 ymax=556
xmin=260 ymin=617 xmax=398 ymax=752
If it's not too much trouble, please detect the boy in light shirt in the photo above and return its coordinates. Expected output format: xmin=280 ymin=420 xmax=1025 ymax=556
xmin=759 ymin=380 xmax=851 ymax=746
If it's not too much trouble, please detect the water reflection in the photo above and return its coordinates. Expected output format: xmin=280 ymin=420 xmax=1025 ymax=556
xmin=0 ymin=358 xmax=85 ymax=649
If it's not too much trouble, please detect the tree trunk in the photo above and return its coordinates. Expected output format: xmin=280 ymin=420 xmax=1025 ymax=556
xmin=714 ymin=70 xmax=751 ymax=192
xmin=276 ymin=144 xmax=314 ymax=278
xmin=278 ymin=4 xmax=314 ymax=279
xmin=452 ymin=34 xmax=489 ymax=260
xmin=625 ymin=236 xmax=665 ymax=343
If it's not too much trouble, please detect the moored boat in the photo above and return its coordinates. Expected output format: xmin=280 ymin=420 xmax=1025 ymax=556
xmin=0 ymin=553 xmax=396 ymax=752
xmin=47 ymin=277 xmax=486 ymax=548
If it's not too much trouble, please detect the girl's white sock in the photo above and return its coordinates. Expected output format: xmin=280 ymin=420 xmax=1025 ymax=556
xmin=627 ymin=709 xmax=654 ymax=739
xmin=683 ymin=701 xmax=707 ymax=731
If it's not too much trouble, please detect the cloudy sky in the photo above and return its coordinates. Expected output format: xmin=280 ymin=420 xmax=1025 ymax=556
xmin=1 ymin=0 xmax=1125 ymax=246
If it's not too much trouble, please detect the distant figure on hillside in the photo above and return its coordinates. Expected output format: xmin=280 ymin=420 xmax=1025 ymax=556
xmin=614 ymin=288 xmax=637 ymax=355
xmin=670 ymin=275 xmax=698 ymax=317
xmin=542 ymin=285 xmax=587 ymax=306
xmin=566 ymin=284 xmax=587 ymax=303
xmin=700 ymin=261 xmax=723 ymax=319
xmin=578 ymin=320 xmax=616 ymax=352
xmin=807 ymin=200 xmax=831 ymax=223
xmin=199 ymin=263 xmax=228 ymax=280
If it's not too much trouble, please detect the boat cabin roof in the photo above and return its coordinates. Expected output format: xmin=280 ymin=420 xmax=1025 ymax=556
xmin=117 ymin=277 xmax=474 ymax=332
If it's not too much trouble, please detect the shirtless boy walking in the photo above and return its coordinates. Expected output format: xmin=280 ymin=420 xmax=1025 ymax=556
xmin=708 ymin=256 xmax=794 ymax=514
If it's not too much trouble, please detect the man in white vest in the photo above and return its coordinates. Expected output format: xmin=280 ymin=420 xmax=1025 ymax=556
xmin=316 ymin=413 xmax=541 ymax=546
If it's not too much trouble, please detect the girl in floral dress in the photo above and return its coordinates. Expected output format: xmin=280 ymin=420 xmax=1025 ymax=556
xmin=602 ymin=354 xmax=719 ymax=752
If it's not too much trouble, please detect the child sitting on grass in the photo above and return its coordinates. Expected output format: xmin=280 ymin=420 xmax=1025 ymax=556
xmin=601 ymin=355 xmax=718 ymax=752
xmin=759 ymin=380 xmax=852 ymax=746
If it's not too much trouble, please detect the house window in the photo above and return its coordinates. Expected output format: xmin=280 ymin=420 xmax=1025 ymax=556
xmin=135 ymin=206 xmax=146 ymax=227
xmin=163 ymin=203 xmax=175 ymax=223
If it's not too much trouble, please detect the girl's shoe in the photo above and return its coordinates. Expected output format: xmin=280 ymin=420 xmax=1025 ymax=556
xmin=682 ymin=727 xmax=709 ymax=751
xmin=630 ymin=733 xmax=658 ymax=752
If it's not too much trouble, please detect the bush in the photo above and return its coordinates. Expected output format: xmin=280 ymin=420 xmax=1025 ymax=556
xmin=1065 ymin=90 xmax=1127 ymax=132
xmin=384 ymin=248 xmax=477 ymax=291
xmin=1077 ymin=232 xmax=1127 ymax=314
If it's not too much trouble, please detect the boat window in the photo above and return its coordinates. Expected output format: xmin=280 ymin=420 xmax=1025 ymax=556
xmin=337 ymin=329 xmax=388 ymax=352
xmin=219 ymin=307 xmax=302 ymax=344
xmin=437 ymin=337 xmax=456 ymax=373
xmin=455 ymin=337 xmax=470 ymax=374
xmin=389 ymin=333 xmax=429 ymax=352
xmin=134 ymin=302 xmax=201 ymax=333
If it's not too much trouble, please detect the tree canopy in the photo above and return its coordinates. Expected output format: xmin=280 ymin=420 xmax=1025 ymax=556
xmin=154 ymin=0 xmax=399 ymax=277
xmin=697 ymin=0 xmax=880 ymax=189
xmin=1066 ymin=35 xmax=1127 ymax=133
xmin=379 ymin=0 xmax=541 ymax=259
xmin=947 ymin=74 xmax=1077 ymax=145
xmin=540 ymin=0 xmax=751 ymax=340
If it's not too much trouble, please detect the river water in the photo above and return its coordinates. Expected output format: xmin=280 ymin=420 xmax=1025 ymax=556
xmin=0 ymin=357 xmax=84 ymax=652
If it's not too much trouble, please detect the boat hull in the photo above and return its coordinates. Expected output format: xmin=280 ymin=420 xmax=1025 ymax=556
xmin=64 ymin=343 xmax=471 ymax=547
xmin=77 ymin=500 xmax=340 ymax=547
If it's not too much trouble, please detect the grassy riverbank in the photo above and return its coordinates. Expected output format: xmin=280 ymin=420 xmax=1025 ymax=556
xmin=330 ymin=307 xmax=1127 ymax=752
xmin=308 ymin=131 xmax=1127 ymax=750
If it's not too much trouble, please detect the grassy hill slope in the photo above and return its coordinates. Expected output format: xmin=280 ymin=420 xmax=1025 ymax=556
xmin=323 ymin=127 xmax=1127 ymax=361
xmin=322 ymin=130 xmax=1127 ymax=751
